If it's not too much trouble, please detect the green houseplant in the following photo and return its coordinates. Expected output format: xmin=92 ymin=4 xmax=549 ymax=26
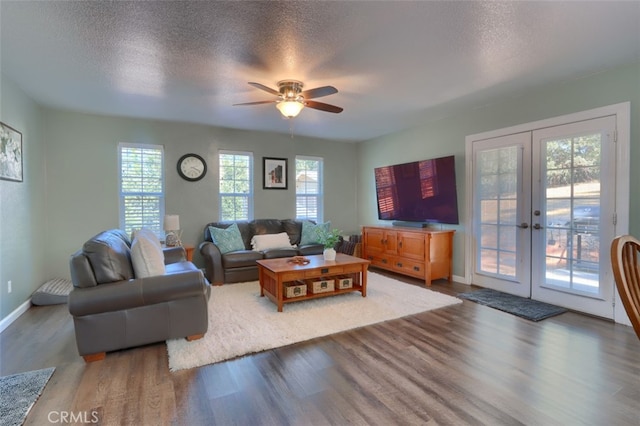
xmin=316 ymin=228 xmax=342 ymax=260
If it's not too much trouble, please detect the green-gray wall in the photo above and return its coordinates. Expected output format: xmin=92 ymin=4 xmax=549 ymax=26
xmin=41 ymin=110 xmax=359 ymax=281
xmin=1 ymin=62 xmax=638 ymax=322
xmin=0 ymin=73 xmax=47 ymax=320
xmin=357 ymin=62 xmax=640 ymax=279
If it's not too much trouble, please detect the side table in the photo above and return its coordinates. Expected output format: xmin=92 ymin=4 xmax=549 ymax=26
xmin=183 ymin=244 xmax=195 ymax=262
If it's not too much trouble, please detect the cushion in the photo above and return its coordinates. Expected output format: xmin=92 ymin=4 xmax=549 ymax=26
xmin=251 ymin=219 xmax=285 ymax=236
xmin=263 ymin=248 xmax=298 ymax=259
xmin=131 ymin=228 xmax=162 ymax=248
xmin=282 ymin=219 xmax=302 ymax=245
xmin=209 ymin=223 xmax=246 ymax=254
xmin=131 ymin=233 xmax=166 ymax=278
xmin=31 ymin=278 xmax=73 ymax=305
xmin=251 ymin=232 xmax=295 ymax=251
xmin=83 ymin=230 xmax=134 ymax=284
xmin=222 ymin=250 xmax=264 ymax=268
xmin=300 ymin=221 xmax=330 ymax=245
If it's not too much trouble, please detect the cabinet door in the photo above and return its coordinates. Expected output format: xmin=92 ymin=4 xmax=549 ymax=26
xmin=429 ymin=232 xmax=453 ymax=281
xmin=363 ymin=228 xmax=386 ymax=257
xmin=397 ymin=231 xmax=425 ymax=261
xmin=384 ymin=231 xmax=398 ymax=255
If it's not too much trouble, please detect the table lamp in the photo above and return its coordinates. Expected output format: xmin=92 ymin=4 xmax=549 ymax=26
xmin=164 ymin=214 xmax=182 ymax=247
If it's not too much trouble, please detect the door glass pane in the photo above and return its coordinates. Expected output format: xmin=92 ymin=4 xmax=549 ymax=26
xmin=543 ymin=133 xmax=601 ymax=295
xmin=476 ymin=146 xmax=519 ymax=278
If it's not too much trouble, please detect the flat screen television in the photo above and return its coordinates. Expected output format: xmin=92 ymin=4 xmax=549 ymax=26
xmin=374 ymin=155 xmax=459 ymax=225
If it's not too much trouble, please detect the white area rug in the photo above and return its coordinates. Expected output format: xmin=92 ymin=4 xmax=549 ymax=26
xmin=166 ymin=272 xmax=461 ymax=371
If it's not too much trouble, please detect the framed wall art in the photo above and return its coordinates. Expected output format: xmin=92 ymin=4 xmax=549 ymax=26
xmin=0 ymin=122 xmax=23 ymax=182
xmin=263 ymin=157 xmax=288 ymax=189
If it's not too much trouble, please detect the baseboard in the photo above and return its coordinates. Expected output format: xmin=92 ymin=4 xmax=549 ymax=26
xmin=0 ymin=299 xmax=32 ymax=334
xmin=452 ymin=274 xmax=465 ymax=284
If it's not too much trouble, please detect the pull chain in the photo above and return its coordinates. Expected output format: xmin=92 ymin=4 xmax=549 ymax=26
xmin=289 ymin=119 xmax=295 ymax=139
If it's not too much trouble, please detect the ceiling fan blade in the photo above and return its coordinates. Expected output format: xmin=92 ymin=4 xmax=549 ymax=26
xmin=248 ymin=82 xmax=280 ymax=96
xmin=233 ymin=100 xmax=277 ymax=106
xmin=304 ymin=100 xmax=343 ymax=113
xmin=300 ymin=85 xmax=338 ymax=99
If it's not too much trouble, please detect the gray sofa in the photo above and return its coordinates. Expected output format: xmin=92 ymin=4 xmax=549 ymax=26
xmin=68 ymin=229 xmax=211 ymax=362
xmin=199 ymin=219 xmax=325 ymax=285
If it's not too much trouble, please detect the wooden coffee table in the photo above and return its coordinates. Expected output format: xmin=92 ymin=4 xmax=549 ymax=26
xmin=256 ymin=254 xmax=370 ymax=312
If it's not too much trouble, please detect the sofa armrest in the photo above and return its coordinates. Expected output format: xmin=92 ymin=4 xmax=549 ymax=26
xmin=163 ymin=246 xmax=186 ymax=264
xmin=199 ymin=241 xmax=224 ymax=285
xmin=68 ymin=270 xmax=207 ymax=317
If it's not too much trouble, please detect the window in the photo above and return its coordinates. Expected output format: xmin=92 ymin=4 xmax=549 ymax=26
xmin=219 ymin=151 xmax=253 ymax=221
xmin=295 ymin=156 xmax=323 ymax=222
xmin=118 ymin=143 xmax=164 ymax=237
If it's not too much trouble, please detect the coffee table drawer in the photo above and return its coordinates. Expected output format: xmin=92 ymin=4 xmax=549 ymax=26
xmin=305 ymin=266 xmax=343 ymax=278
xmin=342 ymin=264 xmax=364 ymax=273
xmin=281 ymin=272 xmax=302 ymax=282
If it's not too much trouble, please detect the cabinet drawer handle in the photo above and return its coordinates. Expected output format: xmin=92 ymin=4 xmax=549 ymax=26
xmin=397 ymin=262 xmax=403 ymax=267
xmin=321 ymin=268 xmax=329 ymax=274
xmin=399 ymin=241 xmax=403 ymax=248
xmin=382 ymin=259 xmax=388 ymax=264
xmin=413 ymin=266 xmax=420 ymax=272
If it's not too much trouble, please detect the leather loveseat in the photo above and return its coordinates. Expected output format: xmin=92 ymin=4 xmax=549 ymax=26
xmin=68 ymin=229 xmax=211 ymax=362
xmin=199 ymin=219 xmax=326 ymax=285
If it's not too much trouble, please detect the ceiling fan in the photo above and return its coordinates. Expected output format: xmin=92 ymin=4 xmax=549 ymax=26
xmin=233 ymin=80 xmax=343 ymax=118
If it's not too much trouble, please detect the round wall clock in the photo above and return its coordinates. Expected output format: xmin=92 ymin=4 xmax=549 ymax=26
xmin=177 ymin=153 xmax=207 ymax=181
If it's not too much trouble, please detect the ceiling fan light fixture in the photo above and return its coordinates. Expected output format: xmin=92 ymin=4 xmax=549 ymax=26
xmin=236 ymin=80 xmax=342 ymax=117
xmin=276 ymin=100 xmax=304 ymax=118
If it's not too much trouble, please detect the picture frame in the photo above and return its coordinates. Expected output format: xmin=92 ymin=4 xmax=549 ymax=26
xmin=263 ymin=157 xmax=288 ymax=189
xmin=0 ymin=122 xmax=23 ymax=182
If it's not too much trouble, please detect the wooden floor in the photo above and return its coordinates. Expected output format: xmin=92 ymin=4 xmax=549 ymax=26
xmin=1 ymin=272 xmax=639 ymax=425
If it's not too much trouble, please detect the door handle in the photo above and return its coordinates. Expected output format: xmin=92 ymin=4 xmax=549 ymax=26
xmin=517 ymin=223 xmax=529 ymax=229
xmin=533 ymin=223 xmax=543 ymax=230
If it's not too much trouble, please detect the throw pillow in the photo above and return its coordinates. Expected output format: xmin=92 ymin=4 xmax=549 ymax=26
xmin=209 ymin=224 xmax=246 ymax=254
xmin=251 ymin=232 xmax=295 ymax=251
xmin=131 ymin=228 xmax=162 ymax=249
xmin=131 ymin=234 xmax=166 ymax=278
xmin=300 ymin=221 xmax=330 ymax=245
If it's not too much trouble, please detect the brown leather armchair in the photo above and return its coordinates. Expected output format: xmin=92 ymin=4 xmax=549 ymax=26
xmin=68 ymin=229 xmax=211 ymax=361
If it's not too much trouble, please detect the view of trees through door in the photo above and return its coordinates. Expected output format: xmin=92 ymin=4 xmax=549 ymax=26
xmin=539 ymin=132 xmax=602 ymax=295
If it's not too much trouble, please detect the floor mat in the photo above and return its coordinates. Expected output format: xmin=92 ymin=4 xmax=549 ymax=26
xmin=458 ymin=288 xmax=567 ymax=321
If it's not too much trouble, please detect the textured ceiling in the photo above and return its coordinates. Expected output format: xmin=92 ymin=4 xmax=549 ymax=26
xmin=1 ymin=1 xmax=639 ymax=142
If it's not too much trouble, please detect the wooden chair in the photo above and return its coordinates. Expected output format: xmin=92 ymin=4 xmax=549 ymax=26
xmin=610 ymin=235 xmax=640 ymax=339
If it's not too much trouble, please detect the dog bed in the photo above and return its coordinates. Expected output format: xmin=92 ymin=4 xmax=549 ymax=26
xmin=31 ymin=278 xmax=73 ymax=305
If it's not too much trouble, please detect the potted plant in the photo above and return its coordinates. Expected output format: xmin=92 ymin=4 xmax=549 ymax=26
xmin=316 ymin=228 xmax=342 ymax=261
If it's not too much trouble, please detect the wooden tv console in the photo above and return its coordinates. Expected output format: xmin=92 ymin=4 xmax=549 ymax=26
xmin=361 ymin=225 xmax=454 ymax=286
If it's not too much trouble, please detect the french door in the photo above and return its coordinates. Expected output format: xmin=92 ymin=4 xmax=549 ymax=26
xmin=469 ymin=115 xmax=619 ymax=318
xmin=471 ymin=132 xmax=532 ymax=297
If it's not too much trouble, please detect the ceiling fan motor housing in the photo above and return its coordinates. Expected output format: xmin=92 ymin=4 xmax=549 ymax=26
xmin=278 ymin=80 xmax=304 ymax=101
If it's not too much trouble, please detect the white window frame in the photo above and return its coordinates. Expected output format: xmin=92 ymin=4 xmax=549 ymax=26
xmin=295 ymin=155 xmax=324 ymax=222
xmin=118 ymin=143 xmax=165 ymax=237
xmin=219 ymin=150 xmax=254 ymax=221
